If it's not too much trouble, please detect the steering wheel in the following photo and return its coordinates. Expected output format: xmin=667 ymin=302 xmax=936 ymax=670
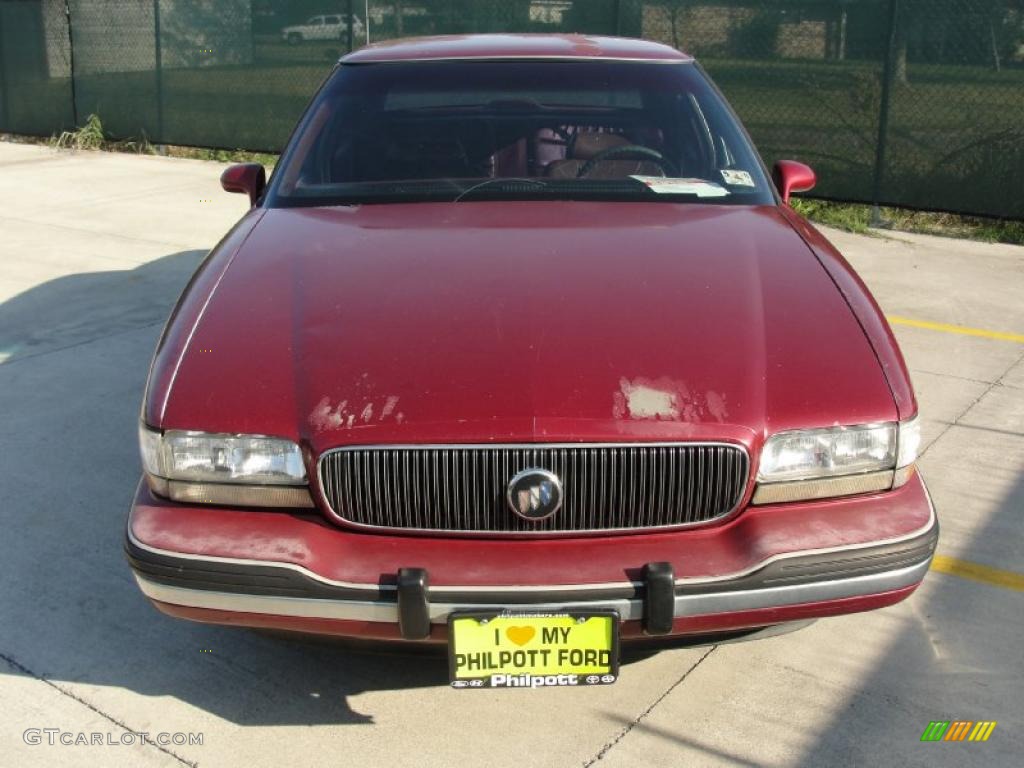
xmin=576 ymin=145 xmax=676 ymax=178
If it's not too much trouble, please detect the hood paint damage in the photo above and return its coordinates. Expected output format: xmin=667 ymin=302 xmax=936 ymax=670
xmin=147 ymin=201 xmax=900 ymax=457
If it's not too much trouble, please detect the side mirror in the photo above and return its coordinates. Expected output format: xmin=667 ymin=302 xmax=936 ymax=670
xmin=220 ymin=163 xmax=266 ymax=207
xmin=772 ymin=160 xmax=816 ymax=204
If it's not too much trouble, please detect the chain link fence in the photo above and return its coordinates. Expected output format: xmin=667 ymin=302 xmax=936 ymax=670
xmin=0 ymin=1 xmax=1021 ymax=218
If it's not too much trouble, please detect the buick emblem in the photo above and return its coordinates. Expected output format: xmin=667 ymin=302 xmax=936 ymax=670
xmin=507 ymin=468 xmax=563 ymax=521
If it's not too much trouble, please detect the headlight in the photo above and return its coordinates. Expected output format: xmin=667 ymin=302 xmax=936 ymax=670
xmin=893 ymin=415 xmax=921 ymax=488
xmin=753 ymin=417 xmax=920 ymax=504
xmin=139 ymin=426 xmax=313 ymax=507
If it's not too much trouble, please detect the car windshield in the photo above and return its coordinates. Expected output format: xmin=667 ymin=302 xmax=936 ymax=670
xmin=267 ymin=60 xmax=775 ymax=207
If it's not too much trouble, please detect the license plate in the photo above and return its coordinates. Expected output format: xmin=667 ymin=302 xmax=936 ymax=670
xmin=448 ymin=611 xmax=619 ymax=689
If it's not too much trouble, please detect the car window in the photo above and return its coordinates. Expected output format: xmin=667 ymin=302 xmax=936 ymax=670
xmin=325 ymin=16 xmax=340 ymax=24
xmin=268 ymin=61 xmax=775 ymax=207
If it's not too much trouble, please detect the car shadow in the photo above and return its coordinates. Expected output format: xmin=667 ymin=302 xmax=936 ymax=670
xmin=0 ymin=249 xmax=813 ymax=728
xmin=0 ymin=250 xmax=208 ymax=364
xmin=0 ymin=250 xmax=449 ymax=727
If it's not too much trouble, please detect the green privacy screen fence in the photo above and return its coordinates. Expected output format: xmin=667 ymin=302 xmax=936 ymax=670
xmin=1 ymin=1 xmax=1022 ymax=218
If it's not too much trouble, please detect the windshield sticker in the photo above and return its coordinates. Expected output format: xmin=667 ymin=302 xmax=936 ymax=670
xmin=630 ymin=176 xmax=730 ymax=198
xmin=720 ymin=169 xmax=756 ymax=187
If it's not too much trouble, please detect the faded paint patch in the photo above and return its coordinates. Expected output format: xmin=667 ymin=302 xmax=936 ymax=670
xmin=612 ymin=391 xmax=628 ymax=420
xmin=614 ymin=377 xmax=729 ymax=423
xmin=133 ymin=520 xmax=312 ymax=562
xmin=619 ymin=379 xmax=680 ymax=420
xmin=615 ymin=377 xmax=682 ymax=421
xmin=309 ymin=396 xmax=347 ymax=431
xmin=705 ymin=390 xmax=728 ymax=423
xmin=309 ymin=395 xmax=403 ymax=432
xmin=381 ymin=395 xmax=400 ymax=419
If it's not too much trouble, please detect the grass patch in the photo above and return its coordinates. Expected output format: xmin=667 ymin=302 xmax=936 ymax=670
xmin=164 ymin=145 xmax=278 ymax=167
xmin=49 ymin=113 xmax=155 ymax=154
xmin=41 ymin=114 xmax=278 ymax=167
xmin=790 ymin=198 xmax=875 ymax=235
xmin=792 ymin=198 xmax=1024 ymax=246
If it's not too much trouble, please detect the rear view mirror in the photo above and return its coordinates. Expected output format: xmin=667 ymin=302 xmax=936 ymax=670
xmin=220 ymin=163 xmax=266 ymax=207
xmin=772 ymin=160 xmax=816 ymax=204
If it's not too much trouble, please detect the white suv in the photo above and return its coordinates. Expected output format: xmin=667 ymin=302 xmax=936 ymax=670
xmin=281 ymin=14 xmax=364 ymax=44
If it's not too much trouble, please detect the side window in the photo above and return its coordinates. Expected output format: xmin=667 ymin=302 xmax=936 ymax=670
xmin=313 ymin=17 xmax=325 ymax=26
xmin=326 ymin=16 xmax=340 ymax=25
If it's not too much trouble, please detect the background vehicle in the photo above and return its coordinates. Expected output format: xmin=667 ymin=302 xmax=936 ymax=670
xmin=281 ymin=14 xmax=364 ymax=44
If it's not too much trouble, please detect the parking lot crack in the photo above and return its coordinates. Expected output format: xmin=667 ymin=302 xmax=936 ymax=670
xmin=0 ymin=650 xmax=197 ymax=767
xmin=582 ymin=646 xmax=718 ymax=766
xmin=921 ymin=347 xmax=1024 ymax=460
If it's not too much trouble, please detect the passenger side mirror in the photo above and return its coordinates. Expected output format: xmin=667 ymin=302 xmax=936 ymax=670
xmin=220 ymin=163 xmax=266 ymax=207
xmin=772 ymin=160 xmax=816 ymax=204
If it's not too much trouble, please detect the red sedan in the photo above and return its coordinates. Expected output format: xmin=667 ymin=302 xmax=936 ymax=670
xmin=127 ymin=34 xmax=936 ymax=689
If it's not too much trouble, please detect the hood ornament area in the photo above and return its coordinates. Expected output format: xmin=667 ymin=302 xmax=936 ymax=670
xmin=506 ymin=468 xmax=564 ymax=522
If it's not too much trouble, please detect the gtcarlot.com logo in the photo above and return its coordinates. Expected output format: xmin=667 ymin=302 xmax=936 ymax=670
xmin=921 ymin=721 xmax=997 ymax=742
xmin=23 ymin=729 xmax=204 ymax=747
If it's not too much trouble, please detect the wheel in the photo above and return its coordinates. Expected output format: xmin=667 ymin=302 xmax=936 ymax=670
xmin=576 ymin=145 xmax=677 ymax=178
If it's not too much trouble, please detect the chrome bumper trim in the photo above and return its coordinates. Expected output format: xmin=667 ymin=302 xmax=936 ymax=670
xmin=135 ymin=557 xmax=931 ymax=625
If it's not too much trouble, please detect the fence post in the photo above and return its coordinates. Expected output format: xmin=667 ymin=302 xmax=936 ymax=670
xmin=153 ymin=0 xmax=165 ymax=147
xmin=65 ymin=0 xmax=79 ymax=127
xmin=0 ymin=9 xmax=8 ymax=131
xmin=347 ymin=0 xmax=354 ymax=52
xmin=871 ymin=0 xmax=900 ymax=225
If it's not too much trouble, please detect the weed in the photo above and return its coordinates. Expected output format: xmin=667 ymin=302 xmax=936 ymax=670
xmin=51 ymin=114 xmax=156 ymax=154
xmin=52 ymin=113 xmax=106 ymax=150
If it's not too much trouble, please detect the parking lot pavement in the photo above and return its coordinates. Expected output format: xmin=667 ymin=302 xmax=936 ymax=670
xmin=1 ymin=142 xmax=1021 ymax=767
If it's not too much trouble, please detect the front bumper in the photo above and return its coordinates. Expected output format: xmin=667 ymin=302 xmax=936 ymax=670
xmin=126 ymin=474 xmax=937 ymax=642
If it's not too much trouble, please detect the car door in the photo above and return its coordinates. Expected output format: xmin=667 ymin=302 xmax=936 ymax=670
xmin=309 ymin=16 xmax=326 ymax=40
xmin=324 ymin=15 xmax=342 ymax=39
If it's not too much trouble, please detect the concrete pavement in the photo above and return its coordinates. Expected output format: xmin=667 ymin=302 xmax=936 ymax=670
xmin=1 ymin=142 xmax=1021 ymax=767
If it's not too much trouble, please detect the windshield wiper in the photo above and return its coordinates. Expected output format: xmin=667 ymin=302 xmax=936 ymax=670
xmin=453 ymin=177 xmax=547 ymax=203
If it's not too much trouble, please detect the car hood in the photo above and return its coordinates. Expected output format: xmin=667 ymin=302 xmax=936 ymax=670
xmin=152 ymin=202 xmax=897 ymax=455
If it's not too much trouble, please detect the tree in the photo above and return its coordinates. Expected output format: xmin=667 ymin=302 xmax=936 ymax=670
xmin=890 ymin=0 xmax=1020 ymax=84
xmin=662 ymin=1 xmax=690 ymax=51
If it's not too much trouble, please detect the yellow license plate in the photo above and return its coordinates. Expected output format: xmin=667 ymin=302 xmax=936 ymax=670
xmin=448 ymin=611 xmax=619 ymax=689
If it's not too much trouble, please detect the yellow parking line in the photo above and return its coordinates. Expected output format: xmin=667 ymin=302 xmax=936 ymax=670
xmin=930 ymin=555 xmax=1024 ymax=592
xmin=887 ymin=315 xmax=1024 ymax=344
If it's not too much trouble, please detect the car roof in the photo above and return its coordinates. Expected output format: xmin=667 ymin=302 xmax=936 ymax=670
xmin=341 ymin=34 xmax=693 ymax=64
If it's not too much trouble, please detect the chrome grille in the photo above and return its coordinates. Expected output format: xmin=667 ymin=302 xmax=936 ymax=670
xmin=318 ymin=444 xmax=749 ymax=534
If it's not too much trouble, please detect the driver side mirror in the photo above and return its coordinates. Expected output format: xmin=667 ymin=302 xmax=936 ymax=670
xmin=772 ymin=160 xmax=816 ymax=204
xmin=220 ymin=163 xmax=266 ymax=207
